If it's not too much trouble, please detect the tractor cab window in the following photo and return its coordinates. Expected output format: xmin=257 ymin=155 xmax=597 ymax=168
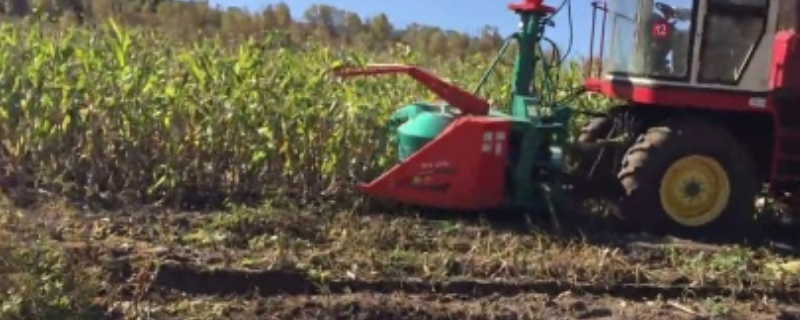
xmin=604 ymin=0 xmax=695 ymax=79
xmin=698 ymin=0 xmax=768 ymax=84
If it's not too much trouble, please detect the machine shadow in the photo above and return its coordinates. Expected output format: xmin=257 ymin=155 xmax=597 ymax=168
xmin=361 ymin=198 xmax=800 ymax=257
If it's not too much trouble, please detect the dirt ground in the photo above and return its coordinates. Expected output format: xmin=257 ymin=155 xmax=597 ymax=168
xmin=3 ymin=202 xmax=800 ymax=320
xmin=137 ymin=291 xmax=800 ymax=320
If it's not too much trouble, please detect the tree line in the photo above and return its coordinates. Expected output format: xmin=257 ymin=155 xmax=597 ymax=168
xmin=1 ymin=0 xmax=510 ymax=58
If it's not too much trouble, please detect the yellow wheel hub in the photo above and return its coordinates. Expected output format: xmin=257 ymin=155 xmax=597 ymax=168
xmin=659 ymin=155 xmax=731 ymax=227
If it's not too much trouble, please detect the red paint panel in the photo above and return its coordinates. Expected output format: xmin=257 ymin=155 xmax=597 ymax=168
xmin=771 ymin=30 xmax=800 ymax=90
xmin=584 ymin=78 xmax=769 ymax=112
xmin=359 ymin=116 xmax=510 ymax=211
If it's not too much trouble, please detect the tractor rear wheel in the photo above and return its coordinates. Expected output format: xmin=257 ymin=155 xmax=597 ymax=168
xmin=617 ymin=117 xmax=759 ymax=238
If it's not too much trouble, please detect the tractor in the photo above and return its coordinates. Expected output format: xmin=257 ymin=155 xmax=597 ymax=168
xmin=331 ymin=0 xmax=800 ymax=239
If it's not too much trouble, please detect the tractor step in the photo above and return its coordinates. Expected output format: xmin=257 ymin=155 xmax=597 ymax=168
xmin=778 ymin=128 xmax=800 ymax=157
xmin=782 ymin=129 xmax=800 ymax=138
xmin=773 ymin=176 xmax=800 ymax=181
xmin=776 ymin=157 xmax=800 ymax=181
xmin=776 ymin=127 xmax=800 ymax=182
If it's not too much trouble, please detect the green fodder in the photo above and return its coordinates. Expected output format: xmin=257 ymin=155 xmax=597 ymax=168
xmin=0 ymin=21 xmax=612 ymax=209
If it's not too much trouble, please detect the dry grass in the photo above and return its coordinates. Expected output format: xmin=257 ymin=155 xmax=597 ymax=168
xmin=81 ymin=204 xmax=800 ymax=287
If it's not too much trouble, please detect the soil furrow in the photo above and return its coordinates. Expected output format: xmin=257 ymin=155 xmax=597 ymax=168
xmin=143 ymin=292 xmax=800 ymax=320
xmin=150 ymin=261 xmax=800 ymax=302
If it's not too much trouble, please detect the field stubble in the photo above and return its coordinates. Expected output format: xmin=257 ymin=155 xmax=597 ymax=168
xmin=2 ymin=200 xmax=800 ymax=320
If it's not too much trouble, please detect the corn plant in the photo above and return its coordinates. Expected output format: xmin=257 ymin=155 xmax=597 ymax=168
xmin=0 ymin=21 xmax=612 ymax=208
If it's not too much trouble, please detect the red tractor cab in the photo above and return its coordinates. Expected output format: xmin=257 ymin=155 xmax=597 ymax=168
xmin=335 ymin=0 xmax=800 ymax=239
xmin=577 ymin=0 xmax=800 ymax=236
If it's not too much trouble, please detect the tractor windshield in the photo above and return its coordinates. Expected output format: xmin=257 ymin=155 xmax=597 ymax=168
xmin=603 ymin=0 xmax=694 ymax=79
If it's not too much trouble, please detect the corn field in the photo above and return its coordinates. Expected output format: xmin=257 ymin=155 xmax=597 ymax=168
xmin=0 ymin=21 xmax=612 ymax=208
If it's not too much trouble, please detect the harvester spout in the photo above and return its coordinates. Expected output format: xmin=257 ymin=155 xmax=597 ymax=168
xmin=330 ymin=63 xmax=491 ymax=116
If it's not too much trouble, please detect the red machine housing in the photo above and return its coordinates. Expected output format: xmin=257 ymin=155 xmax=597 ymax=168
xmin=359 ymin=117 xmax=511 ymax=210
xmin=330 ymin=65 xmax=510 ymax=210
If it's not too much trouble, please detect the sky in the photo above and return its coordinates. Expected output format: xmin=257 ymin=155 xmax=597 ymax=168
xmin=206 ymin=0 xmax=597 ymax=58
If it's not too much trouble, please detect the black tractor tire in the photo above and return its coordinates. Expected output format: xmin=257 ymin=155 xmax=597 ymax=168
xmin=616 ymin=117 xmax=759 ymax=239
